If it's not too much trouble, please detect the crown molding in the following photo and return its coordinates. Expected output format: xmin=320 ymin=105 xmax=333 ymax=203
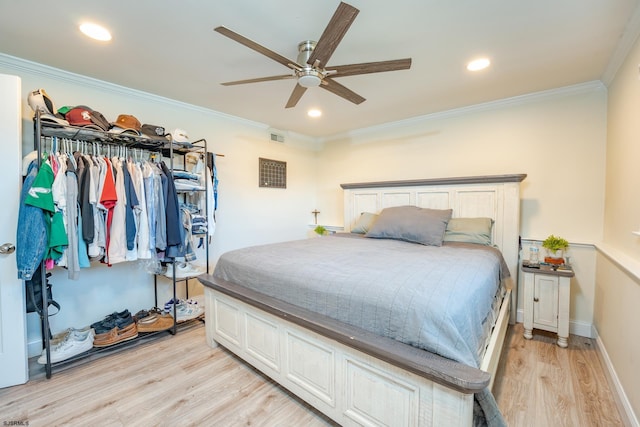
xmin=321 ymin=81 xmax=606 ymax=143
xmin=601 ymin=3 xmax=640 ymax=86
xmin=0 ymin=52 xmax=267 ymax=130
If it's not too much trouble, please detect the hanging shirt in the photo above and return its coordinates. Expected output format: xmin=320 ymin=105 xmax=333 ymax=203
xmin=131 ymin=161 xmax=151 ymax=259
xmin=108 ymin=157 xmax=127 ymax=264
xmin=100 ymin=157 xmax=118 ymax=265
xmin=64 ymin=158 xmax=81 ymax=279
xmin=24 ymin=160 xmax=68 ymax=264
xmin=122 ymin=160 xmax=139 ymax=254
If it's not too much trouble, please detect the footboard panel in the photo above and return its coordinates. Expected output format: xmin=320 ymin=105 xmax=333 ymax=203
xmin=205 ymin=286 xmax=475 ymax=426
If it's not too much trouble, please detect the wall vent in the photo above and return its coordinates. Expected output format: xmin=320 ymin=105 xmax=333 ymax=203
xmin=259 ymin=158 xmax=287 ymax=189
xmin=268 ymin=128 xmax=285 ymax=143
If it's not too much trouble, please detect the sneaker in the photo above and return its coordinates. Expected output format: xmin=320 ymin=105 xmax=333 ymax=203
xmin=164 ymin=262 xmax=205 ymax=279
xmin=37 ymin=329 xmax=94 ymax=364
xmin=176 ymin=302 xmax=204 ymax=322
xmin=42 ymin=327 xmax=95 ymax=355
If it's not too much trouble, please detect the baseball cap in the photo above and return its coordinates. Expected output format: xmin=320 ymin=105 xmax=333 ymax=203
xmin=171 ymin=128 xmax=194 ymax=148
xmin=57 ymin=106 xmax=74 ymax=116
xmin=39 ymin=113 xmax=69 ymax=127
xmin=66 ymin=107 xmax=97 ymax=128
xmin=140 ymin=124 xmax=166 ymax=139
xmin=27 ymin=89 xmax=56 ymax=115
xmin=110 ymin=114 xmax=142 ymax=135
xmin=63 ymin=106 xmax=110 ymax=131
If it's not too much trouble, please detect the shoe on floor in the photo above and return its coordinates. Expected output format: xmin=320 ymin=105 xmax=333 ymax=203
xmin=37 ymin=329 xmax=94 ymax=364
xmin=137 ymin=314 xmax=175 ymax=333
xmin=176 ymin=303 xmax=204 ymax=323
xmin=164 ymin=262 xmax=205 ymax=279
xmin=91 ymin=310 xmax=133 ymax=334
xmin=93 ymin=323 xmax=138 ymax=347
xmin=45 ymin=326 xmax=94 ymax=351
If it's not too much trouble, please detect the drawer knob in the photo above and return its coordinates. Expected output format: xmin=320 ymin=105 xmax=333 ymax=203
xmin=533 ymin=297 xmax=539 ymax=302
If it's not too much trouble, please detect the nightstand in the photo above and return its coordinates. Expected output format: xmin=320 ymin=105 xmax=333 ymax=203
xmin=521 ymin=263 xmax=574 ymax=347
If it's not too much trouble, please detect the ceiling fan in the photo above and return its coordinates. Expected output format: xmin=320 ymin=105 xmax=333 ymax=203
xmin=214 ymin=1 xmax=412 ymax=108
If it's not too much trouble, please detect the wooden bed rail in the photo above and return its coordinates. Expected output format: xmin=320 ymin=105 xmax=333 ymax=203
xmin=199 ymin=274 xmax=491 ymax=393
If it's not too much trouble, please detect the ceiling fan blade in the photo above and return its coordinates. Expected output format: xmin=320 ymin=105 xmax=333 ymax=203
xmin=214 ymin=26 xmax=301 ymax=69
xmin=330 ymin=58 xmax=412 ymax=78
xmin=307 ymin=2 xmax=359 ymax=68
xmin=285 ymin=84 xmax=308 ymax=109
xmin=321 ymin=78 xmax=365 ymax=105
xmin=221 ymin=74 xmax=294 ymax=86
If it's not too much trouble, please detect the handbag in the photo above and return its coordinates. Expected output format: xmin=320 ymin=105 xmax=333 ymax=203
xmin=25 ymin=264 xmax=60 ymax=316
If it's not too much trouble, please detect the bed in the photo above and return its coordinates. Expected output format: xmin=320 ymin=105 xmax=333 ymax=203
xmin=199 ymin=174 xmax=526 ymax=426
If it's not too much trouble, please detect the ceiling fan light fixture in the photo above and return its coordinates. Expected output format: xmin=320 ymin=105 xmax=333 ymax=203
xmin=298 ymin=73 xmax=322 ymax=88
xmin=308 ymin=109 xmax=322 ymax=118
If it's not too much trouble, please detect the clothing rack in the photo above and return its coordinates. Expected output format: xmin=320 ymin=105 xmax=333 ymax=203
xmin=32 ymin=111 xmax=216 ymax=378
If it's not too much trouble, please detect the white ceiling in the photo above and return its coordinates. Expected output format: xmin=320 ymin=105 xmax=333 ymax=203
xmin=0 ymin=1 xmax=638 ymax=139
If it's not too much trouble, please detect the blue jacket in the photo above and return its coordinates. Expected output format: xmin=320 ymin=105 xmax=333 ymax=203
xmin=16 ymin=161 xmax=48 ymax=280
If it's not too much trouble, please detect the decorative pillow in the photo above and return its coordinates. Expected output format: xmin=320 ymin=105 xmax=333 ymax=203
xmin=351 ymin=212 xmax=378 ymax=234
xmin=443 ymin=217 xmax=493 ymax=246
xmin=365 ymin=206 xmax=452 ymax=246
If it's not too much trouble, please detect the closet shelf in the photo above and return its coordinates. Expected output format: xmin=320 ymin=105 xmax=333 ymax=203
xmin=38 ymin=122 xmax=167 ymax=149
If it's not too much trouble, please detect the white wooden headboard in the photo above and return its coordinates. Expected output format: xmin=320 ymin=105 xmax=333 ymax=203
xmin=341 ymin=174 xmax=526 ymax=323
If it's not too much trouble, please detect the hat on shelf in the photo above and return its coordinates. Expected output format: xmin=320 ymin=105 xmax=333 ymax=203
xmin=89 ymin=110 xmax=110 ymax=131
xmin=64 ymin=106 xmax=110 ymax=131
xmin=140 ymin=124 xmax=166 ymax=140
xmin=65 ymin=106 xmax=102 ymax=130
xmin=57 ymin=106 xmax=74 ymax=116
xmin=170 ymin=128 xmax=194 ymax=148
xmin=39 ymin=113 xmax=69 ymax=127
xmin=27 ymin=88 xmax=56 ymax=115
xmin=110 ymin=114 xmax=142 ymax=136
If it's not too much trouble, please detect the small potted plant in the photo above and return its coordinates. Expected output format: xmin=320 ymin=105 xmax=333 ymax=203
xmin=314 ymin=225 xmax=328 ymax=236
xmin=542 ymin=234 xmax=569 ymax=265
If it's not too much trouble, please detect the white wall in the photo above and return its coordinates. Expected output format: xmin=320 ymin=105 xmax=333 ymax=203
xmin=316 ymin=84 xmax=608 ymax=332
xmin=0 ymin=53 xmax=618 ymax=397
xmin=597 ymin=30 xmax=640 ymax=425
xmin=0 ymin=54 xmax=320 ymax=353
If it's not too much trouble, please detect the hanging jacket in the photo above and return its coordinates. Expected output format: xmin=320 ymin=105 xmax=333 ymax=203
xmin=16 ymin=160 xmax=48 ymax=280
xmin=160 ymin=161 xmax=185 ymax=259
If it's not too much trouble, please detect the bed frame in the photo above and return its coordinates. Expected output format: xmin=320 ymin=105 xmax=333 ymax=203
xmin=201 ymin=174 xmax=526 ymax=426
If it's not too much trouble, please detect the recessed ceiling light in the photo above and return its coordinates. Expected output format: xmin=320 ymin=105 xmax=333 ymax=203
xmin=79 ymin=23 xmax=112 ymax=41
xmin=308 ymin=109 xmax=322 ymax=118
xmin=467 ymin=58 xmax=490 ymax=71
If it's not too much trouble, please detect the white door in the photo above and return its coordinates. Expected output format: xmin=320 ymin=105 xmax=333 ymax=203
xmin=0 ymin=74 xmax=28 ymax=388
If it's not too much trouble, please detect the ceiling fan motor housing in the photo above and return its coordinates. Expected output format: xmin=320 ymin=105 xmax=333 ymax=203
xmin=296 ymin=40 xmax=322 ymax=87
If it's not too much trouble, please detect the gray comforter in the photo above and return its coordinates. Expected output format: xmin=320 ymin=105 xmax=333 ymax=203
xmin=213 ymin=234 xmax=509 ymax=427
xmin=213 ymin=234 xmax=509 ymax=367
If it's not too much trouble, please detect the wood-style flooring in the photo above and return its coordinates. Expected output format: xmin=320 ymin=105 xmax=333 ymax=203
xmin=0 ymin=322 xmax=626 ymax=426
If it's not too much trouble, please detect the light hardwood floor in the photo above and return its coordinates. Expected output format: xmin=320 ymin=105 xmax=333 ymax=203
xmin=0 ymin=322 xmax=626 ymax=426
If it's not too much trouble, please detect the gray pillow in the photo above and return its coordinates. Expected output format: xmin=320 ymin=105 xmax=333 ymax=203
xmin=365 ymin=206 xmax=452 ymax=246
xmin=444 ymin=217 xmax=493 ymax=245
xmin=351 ymin=212 xmax=378 ymax=234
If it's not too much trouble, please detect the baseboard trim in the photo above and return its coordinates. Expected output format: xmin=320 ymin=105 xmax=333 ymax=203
xmin=27 ymin=339 xmax=41 ymax=359
xmin=594 ymin=328 xmax=639 ymax=427
xmin=515 ymin=309 xmax=594 ymax=338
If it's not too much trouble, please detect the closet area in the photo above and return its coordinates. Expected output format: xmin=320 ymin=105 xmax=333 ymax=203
xmin=21 ymin=110 xmax=218 ymax=378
